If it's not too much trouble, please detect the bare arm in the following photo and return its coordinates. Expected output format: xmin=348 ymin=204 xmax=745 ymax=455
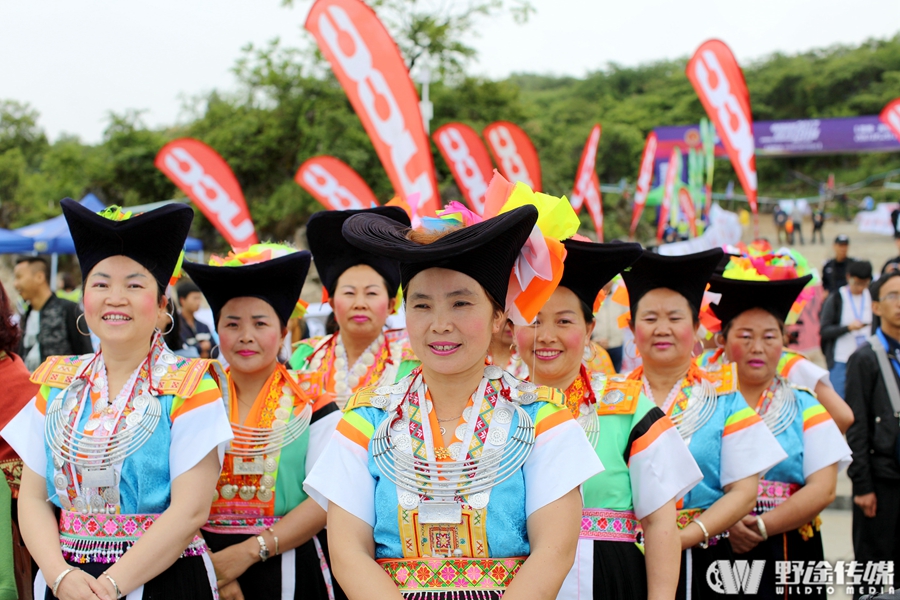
xmin=814 ymin=380 xmax=854 ymax=433
xmin=93 ymin=449 xmax=220 ymax=598
xmin=680 ymin=475 xmax=758 ymax=550
xmin=211 ymin=497 xmax=327 ymax=587
xmin=758 ymin=464 xmax=837 ymax=536
xmin=503 ymin=488 xmax=582 ymax=600
xmin=641 ymin=499 xmax=680 ymax=600
xmin=19 ymin=466 xmax=102 ymax=600
xmin=327 ymin=504 xmax=403 ymax=600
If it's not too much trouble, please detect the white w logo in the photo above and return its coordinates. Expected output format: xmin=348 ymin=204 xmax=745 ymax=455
xmin=707 ymin=560 xmax=765 ymax=595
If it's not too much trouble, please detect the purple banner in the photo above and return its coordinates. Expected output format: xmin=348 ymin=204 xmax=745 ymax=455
xmin=654 ymin=115 xmax=900 ymax=160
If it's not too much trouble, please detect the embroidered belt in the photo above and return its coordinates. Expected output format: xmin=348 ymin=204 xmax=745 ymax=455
xmin=755 ymin=479 xmax=801 ymax=513
xmin=377 ymin=557 xmax=525 ymax=593
xmin=753 ymin=479 xmax=821 ymax=542
xmin=203 ymin=515 xmax=280 ymax=535
xmin=580 ymin=508 xmax=639 ymax=542
xmin=676 ymin=508 xmax=729 ymax=547
xmin=59 ymin=511 xmax=207 ymax=564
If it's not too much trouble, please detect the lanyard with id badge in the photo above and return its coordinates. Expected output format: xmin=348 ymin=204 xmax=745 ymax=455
xmin=848 ymin=289 xmax=869 ymax=347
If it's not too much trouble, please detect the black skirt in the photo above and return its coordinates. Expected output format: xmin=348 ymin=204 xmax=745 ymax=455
xmin=43 ymin=555 xmax=214 ymax=600
xmin=203 ymin=529 xmax=344 ymax=600
xmin=735 ymin=529 xmax=826 ymax=600
xmin=591 ymin=539 xmax=647 ymax=599
xmin=676 ymin=539 xmax=736 ymax=600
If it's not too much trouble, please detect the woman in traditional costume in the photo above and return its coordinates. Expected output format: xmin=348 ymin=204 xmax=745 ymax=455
xmin=2 ymin=199 xmax=233 ymax=600
xmin=697 ymin=252 xmax=854 ymax=432
xmin=621 ymin=249 xmax=787 ymax=600
xmin=304 ymin=206 xmax=603 ymax=599
xmin=183 ymin=245 xmax=344 ymax=600
xmin=707 ymin=273 xmax=851 ymax=599
xmin=514 ymin=238 xmax=702 ymax=599
xmin=290 ymin=207 xmax=416 ymax=409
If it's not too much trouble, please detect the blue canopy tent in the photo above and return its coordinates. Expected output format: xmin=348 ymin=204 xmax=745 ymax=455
xmin=0 ymin=228 xmax=35 ymax=254
xmin=14 ymin=195 xmax=204 ymax=287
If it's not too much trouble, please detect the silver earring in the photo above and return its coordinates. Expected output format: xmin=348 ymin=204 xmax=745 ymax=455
xmin=76 ymin=313 xmax=90 ymax=336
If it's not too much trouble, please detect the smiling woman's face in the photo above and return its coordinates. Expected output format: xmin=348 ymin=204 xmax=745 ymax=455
xmin=405 ymin=268 xmax=503 ymax=377
xmin=83 ymin=255 xmax=163 ymax=348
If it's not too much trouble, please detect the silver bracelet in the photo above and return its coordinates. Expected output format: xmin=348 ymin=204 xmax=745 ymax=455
xmin=103 ymin=573 xmax=122 ymax=599
xmin=52 ymin=567 xmax=78 ymax=597
xmin=694 ymin=518 xmax=711 ymax=549
xmin=755 ymin=515 xmax=769 ymax=541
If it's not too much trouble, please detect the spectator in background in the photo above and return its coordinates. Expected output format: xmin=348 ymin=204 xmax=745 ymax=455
xmin=790 ymin=201 xmax=805 ymax=245
xmin=821 ymin=235 xmax=854 ymax=295
xmin=55 ymin=271 xmax=82 ymax=305
xmin=812 ymin=208 xmax=826 ymax=244
xmin=176 ymin=279 xmax=212 ymax=358
xmin=592 ymin=279 xmax=628 ymax=372
xmin=774 ymin=207 xmax=789 ymax=245
xmin=820 ymin=260 xmax=873 ymax=398
xmin=157 ymin=296 xmax=197 ymax=358
xmin=13 ymin=256 xmax=92 ymax=371
xmin=844 ymin=271 xmax=900 ymax=592
xmin=879 ymin=209 xmax=900 ymax=274
xmin=0 ymin=279 xmax=39 ymax=599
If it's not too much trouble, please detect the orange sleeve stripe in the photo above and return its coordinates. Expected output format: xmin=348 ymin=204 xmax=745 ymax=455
xmin=337 ymin=419 xmax=371 ymax=449
xmin=35 ymin=387 xmax=48 ymax=415
xmin=170 ymin=388 xmax=222 ymax=421
xmin=630 ymin=416 xmax=674 ymax=458
xmin=722 ymin=414 xmax=762 ymax=437
xmin=535 ymin=407 xmax=571 ymax=437
xmin=803 ymin=411 xmax=832 ymax=431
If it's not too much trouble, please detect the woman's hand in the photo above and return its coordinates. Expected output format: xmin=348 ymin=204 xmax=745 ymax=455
xmin=218 ymin=579 xmax=246 ymax=600
xmin=727 ymin=515 xmax=764 ymax=554
xmin=210 ymin=540 xmax=258 ymax=588
xmin=87 ymin=573 xmax=118 ymax=600
xmin=56 ymin=569 xmax=103 ymax=600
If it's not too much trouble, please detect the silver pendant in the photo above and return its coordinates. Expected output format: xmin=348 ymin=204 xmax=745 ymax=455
xmin=53 ymin=473 xmax=68 ymax=489
xmin=488 ymin=429 xmax=507 ymax=445
xmin=84 ymin=418 xmax=101 ymax=432
xmin=238 ymin=485 xmax=256 ymax=501
xmin=468 ymin=492 xmax=489 ymax=510
xmin=89 ymin=494 xmax=105 ymax=511
xmin=152 ymin=365 xmax=167 ymax=378
xmin=419 ymin=500 xmax=463 ymax=524
xmin=160 ymin=353 xmax=177 ymax=365
xmin=257 ymin=488 xmax=273 ymax=503
xmin=82 ymin=467 xmax=115 ymax=488
xmin=103 ymin=487 xmax=119 ymax=505
xmin=399 ymin=491 xmax=418 ymax=509
xmin=126 ymin=412 xmax=142 ymax=428
xmin=220 ymin=484 xmax=237 ymax=500
xmin=234 ymin=457 xmax=265 ymax=475
xmin=260 ymin=475 xmax=275 ymax=489
xmin=264 ymin=458 xmax=278 ymax=473
xmin=133 ymin=394 xmax=151 ymax=410
xmin=274 ymin=407 xmax=290 ymax=421
xmin=484 ymin=366 xmax=503 ymax=380
xmin=73 ymin=496 xmax=87 ymax=513
xmin=494 ymin=408 xmax=513 ymax=424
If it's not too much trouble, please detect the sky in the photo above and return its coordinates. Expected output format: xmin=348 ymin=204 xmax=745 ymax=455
xmin=2 ymin=0 xmax=898 ymax=143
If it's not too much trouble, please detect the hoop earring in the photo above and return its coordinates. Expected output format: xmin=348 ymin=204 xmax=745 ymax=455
xmin=159 ymin=312 xmax=175 ymax=336
xmin=210 ymin=344 xmax=219 ymax=358
xmin=583 ymin=344 xmax=596 ymax=362
xmin=76 ymin=314 xmax=90 ymax=337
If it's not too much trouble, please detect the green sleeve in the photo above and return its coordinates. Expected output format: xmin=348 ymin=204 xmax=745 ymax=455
xmin=289 ymin=342 xmax=316 ymax=371
xmin=0 ymin=478 xmax=17 ymax=600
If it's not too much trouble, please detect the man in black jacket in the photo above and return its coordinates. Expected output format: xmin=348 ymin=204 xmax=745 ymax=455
xmin=845 ymin=271 xmax=900 ymax=586
xmin=13 ymin=257 xmax=93 ymax=371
